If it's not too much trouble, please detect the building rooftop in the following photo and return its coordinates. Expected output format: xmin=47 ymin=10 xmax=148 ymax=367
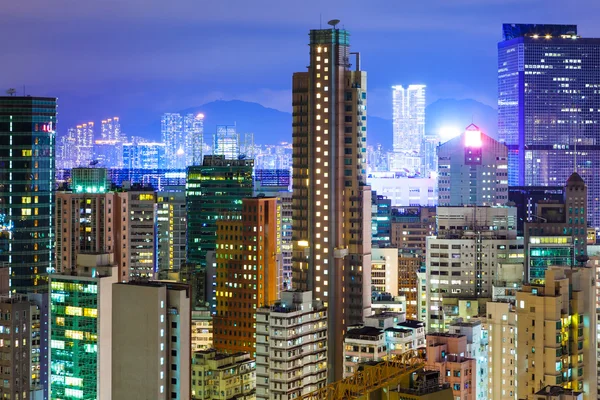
xmin=535 ymin=385 xmax=582 ymax=397
xmin=398 ymin=319 xmax=425 ymax=329
xmin=345 ymin=326 xmax=383 ymax=340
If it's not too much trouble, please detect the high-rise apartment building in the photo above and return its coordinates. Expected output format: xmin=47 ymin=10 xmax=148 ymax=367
xmin=391 ymin=85 xmax=426 ymax=175
xmin=398 ymin=250 xmax=422 ymax=320
xmin=371 ymin=248 xmax=399 ymax=296
xmin=122 ymin=141 xmax=166 ymax=170
xmin=156 ymin=186 xmax=187 ymax=280
xmin=191 ymin=308 xmax=213 ymax=352
xmin=49 ymin=253 xmax=118 ymax=400
xmin=498 ymin=23 xmax=600 ymax=227
xmin=525 ymin=172 xmax=588 ymax=283
xmin=100 ymin=117 xmax=121 ymax=141
xmin=426 ymin=206 xmax=524 ymax=330
xmin=213 ymin=197 xmax=279 ymax=355
xmin=516 ymin=266 xmax=596 ymax=400
xmin=0 ymin=96 xmax=56 ymax=292
xmin=57 ymin=128 xmax=77 ymax=170
xmin=256 ymin=291 xmax=327 ymax=400
xmin=186 ymin=155 xmax=254 ymax=307
xmin=437 ymin=124 xmax=509 ymax=206
xmin=75 ymin=122 xmax=94 ymax=167
xmin=486 ymin=301 xmax=517 ymax=400
xmin=291 ymin=22 xmax=372 ymax=382
xmin=371 ymin=193 xmax=392 ymax=248
xmin=162 ymin=113 xmax=185 ymax=170
xmin=112 ymin=281 xmax=191 ymax=400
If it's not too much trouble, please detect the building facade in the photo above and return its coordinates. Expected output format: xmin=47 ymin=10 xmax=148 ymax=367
xmin=213 ymin=197 xmax=279 ymax=356
xmin=486 ymin=301 xmax=517 ymax=400
xmin=256 ymin=291 xmax=327 ymax=400
xmin=391 ymin=85 xmax=426 ymax=176
xmin=291 ymin=23 xmax=372 ymax=382
xmin=0 ymin=96 xmax=56 ymax=292
xmin=156 ymin=186 xmax=187 ymax=279
xmin=191 ymin=350 xmax=256 ymax=400
xmin=437 ymin=124 xmax=509 ymax=206
xmin=516 ymin=267 xmax=596 ymax=400
xmin=498 ymin=23 xmax=600 ymax=227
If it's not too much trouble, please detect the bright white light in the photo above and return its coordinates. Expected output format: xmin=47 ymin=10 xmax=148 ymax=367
xmin=439 ymin=126 xmax=461 ymax=141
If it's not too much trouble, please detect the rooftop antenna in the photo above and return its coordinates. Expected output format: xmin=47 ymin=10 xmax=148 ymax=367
xmin=6 ymin=89 xmax=16 ymax=96
xmin=320 ymin=13 xmax=322 ymax=29
xmin=327 ymin=19 xmax=340 ymax=29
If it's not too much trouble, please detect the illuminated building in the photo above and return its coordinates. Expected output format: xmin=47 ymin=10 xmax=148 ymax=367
xmin=371 ymin=193 xmax=392 ymax=248
xmin=525 ymin=172 xmax=588 ymax=283
xmin=75 ymin=122 xmax=94 ymax=166
xmin=498 ymin=23 xmax=600 ymax=227
xmin=184 ymin=113 xmax=204 ymax=167
xmin=118 ymin=190 xmax=156 ymax=279
xmin=213 ymin=125 xmax=240 ymax=160
xmin=123 ymin=141 xmax=166 ymax=170
xmin=213 ymin=197 xmax=279 ymax=356
xmin=185 ymin=155 xmax=253 ymax=308
xmin=516 ymin=266 xmax=596 ymax=400
xmin=191 ymin=350 xmax=255 ymax=400
xmin=71 ymin=167 xmax=108 ymax=194
xmin=425 ymin=333 xmax=476 ymax=400
xmin=93 ymin=140 xmax=121 ymax=168
xmin=161 ymin=113 xmax=185 ymax=169
xmin=49 ymin=253 xmax=118 ymax=400
xmin=191 ymin=308 xmax=212 ymax=352
xmin=426 ymin=206 xmax=524 ymax=331
xmin=256 ymin=291 xmax=327 ymax=400
xmin=437 ymin=124 xmax=509 ymax=206
xmin=100 ymin=117 xmax=121 ymax=141
xmin=391 ymin=85 xmax=426 ymax=175
xmin=486 ymin=301 xmax=517 ymax=400
xmin=107 ymin=168 xmax=185 ymax=190
xmin=398 ymin=251 xmax=422 ymax=320
xmin=371 ymin=248 xmax=398 ymax=296
xmin=343 ymin=313 xmax=425 ymax=378
xmin=112 ymin=281 xmax=191 ymax=400
xmin=57 ymin=128 xmax=77 ymax=170
xmin=156 ymin=186 xmax=186 ymax=279
xmin=448 ymin=321 xmax=488 ymax=400
xmin=390 ymin=206 xmax=436 ymax=252
xmin=0 ymin=96 xmax=56 ymax=292
xmin=291 ymin=22 xmax=371 ymax=382
xmin=416 ymin=270 xmax=427 ymax=323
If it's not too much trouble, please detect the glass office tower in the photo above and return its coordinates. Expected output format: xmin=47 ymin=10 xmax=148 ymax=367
xmin=498 ymin=24 xmax=600 ymax=227
xmin=0 ymin=96 xmax=56 ymax=292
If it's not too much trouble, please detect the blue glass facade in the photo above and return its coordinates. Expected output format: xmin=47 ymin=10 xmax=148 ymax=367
xmin=498 ymin=24 xmax=600 ymax=227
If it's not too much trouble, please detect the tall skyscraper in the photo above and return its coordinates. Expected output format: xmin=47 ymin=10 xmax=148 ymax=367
xmin=100 ymin=117 xmax=121 ymax=141
xmin=437 ymin=124 xmax=509 ymax=206
xmin=213 ymin=125 xmax=240 ymax=160
xmin=498 ymin=24 xmax=600 ymax=227
xmin=161 ymin=113 xmax=185 ymax=169
xmin=0 ymin=96 xmax=56 ymax=292
xmin=291 ymin=22 xmax=372 ymax=381
xmin=184 ymin=113 xmax=204 ymax=167
xmin=391 ymin=85 xmax=426 ymax=175
xmin=155 ymin=186 xmax=187 ymax=280
xmin=57 ymin=128 xmax=77 ymax=170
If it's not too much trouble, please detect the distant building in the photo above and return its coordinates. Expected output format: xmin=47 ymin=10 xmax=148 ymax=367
xmin=392 ymin=85 xmax=426 ymax=176
xmin=256 ymin=291 xmax=327 ymax=400
xmin=75 ymin=122 xmax=94 ymax=166
xmin=368 ymin=174 xmax=437 ymax=206
xmin=161 ymin=113 xmax=185 ymax=170
xmin=437 ymin=124 xmax=509 ymax=206
xmin=191 ymin=350 xmax=255 ymax=400
xmin=122 ymin=141 xmax=166 ymax=170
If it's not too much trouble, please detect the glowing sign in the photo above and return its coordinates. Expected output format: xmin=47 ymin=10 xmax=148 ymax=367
xmin=464 ymin=128 xmax=482 ymax=148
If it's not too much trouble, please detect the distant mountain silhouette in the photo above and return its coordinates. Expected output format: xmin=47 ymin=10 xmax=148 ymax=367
xmin=121 ymin=98 xmax=496 ymax=148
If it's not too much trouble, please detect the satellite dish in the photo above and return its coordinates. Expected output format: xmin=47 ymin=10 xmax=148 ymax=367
xmin=328 ymin=19 xmax=340 ymax=29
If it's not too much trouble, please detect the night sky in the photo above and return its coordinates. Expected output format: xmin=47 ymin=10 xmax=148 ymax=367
xmin=3 ymin=0 xmax=599 ymax=135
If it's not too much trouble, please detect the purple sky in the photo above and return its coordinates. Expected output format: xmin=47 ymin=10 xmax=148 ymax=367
xmin=3 ymin=0 xmax=600 ymax=133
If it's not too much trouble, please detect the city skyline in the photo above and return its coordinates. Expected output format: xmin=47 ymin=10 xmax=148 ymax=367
xmin=4 ymin=1 xmax=600 ymax=133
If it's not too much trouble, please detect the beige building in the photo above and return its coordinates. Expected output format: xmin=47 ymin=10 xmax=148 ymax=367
xmin=112 ymin=281 xmax=191 ymax=400
xmin=191 ymin=350 xmax=255 ymax=400
xmin=425 ymin=333 xmax=476 ymax=400
xmin=371 ymin=248 xmax=399 ymax=296
xmin=516 ymin=267 xmax=596 ymax=400
xmin=191 ymin=308 xmax=213 ymax=352
xmin=486 ymin=301 xmax=517 ymax=400
xmin=291 ymin=24 xmax=371 ymax=381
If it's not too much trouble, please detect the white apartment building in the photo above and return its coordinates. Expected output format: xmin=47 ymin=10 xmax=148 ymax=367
xmin=486 ymin=301 xmax=517 ymax=400
xmin=256 ymin=291 xmax=327 ymax=400
xmin=371 ymin=248 xmax=399 ymax=296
